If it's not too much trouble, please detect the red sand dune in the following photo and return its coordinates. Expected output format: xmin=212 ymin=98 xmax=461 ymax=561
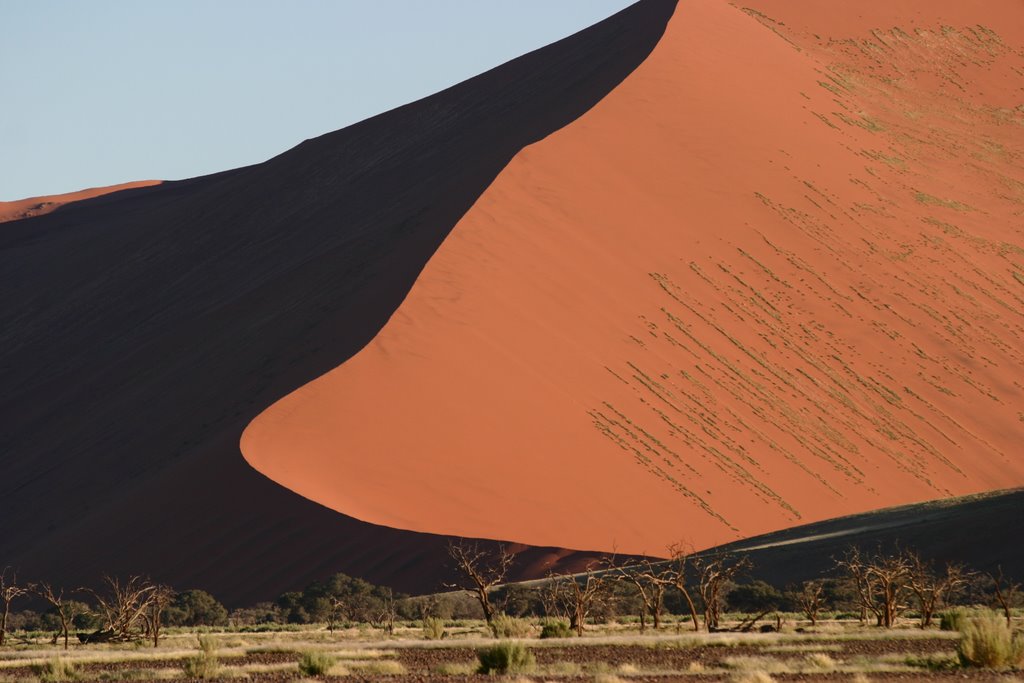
xmin=243 ymin=0 xmax=1024 ymax=557
xmin=0 ymin=180 xmax=161 ymax=223
xmin=0 ymin=0 xmax=675 ymax=603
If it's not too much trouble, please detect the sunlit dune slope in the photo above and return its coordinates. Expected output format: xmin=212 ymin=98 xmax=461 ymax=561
xmin=244 ymin=0 xmax=1024 ymax=556
xmin=0 ymin=181 xmax=162 ymax=223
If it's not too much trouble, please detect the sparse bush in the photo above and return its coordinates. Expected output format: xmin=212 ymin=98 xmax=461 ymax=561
xmin=477 ymin=641 xmax=536 ymax=674
xmin=298 ymin=651 xmax=336 ymax=676
xmin=182 ymin=636 xmax=220 ymax=679
xmin=940 ymin=607 xmax=971 ymax=631
xmin=422 ymin=616 xmax=446 ymax=640
xmin=31 ymin=657 xmax=77 ymax=683
xmin=539 ymin=621 xmax=572 ymax=639
xmin=957 ymin=613 xmax=1024 ymax=669
xmin=491 ymin=613 xmax=531 ymax=638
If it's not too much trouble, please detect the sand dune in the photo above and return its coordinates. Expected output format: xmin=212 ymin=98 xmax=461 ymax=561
xmin=0 ymin=181 xmax=161 ymax=223
xmin=243 ymin=0 xmax=1024 ymax=557
xmin=0 ymin=0 xmax=675 ymax=603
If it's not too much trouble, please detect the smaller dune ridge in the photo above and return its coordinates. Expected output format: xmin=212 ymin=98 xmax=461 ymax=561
xmin=0 ymin=180 xmax=162 ymax=223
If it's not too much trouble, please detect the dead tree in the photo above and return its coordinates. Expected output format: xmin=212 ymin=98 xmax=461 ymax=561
xmin=141 ymin=584 xmax=175 ymax=648
xmin=694 ymin=554 xmax=751 ymax=631
xmin=370 ymin=588 xmax=396 ymax=635
xmin=609 ymin=557 xmax=672 ymax=631
xmin=906 ymin=552 xmax=969 ymax=629
xmin=547 ymin=565 xmax=608 ymax=636
xmin=795 ymin=580 xmax=826 ymax=627
xmin=35 ymin=583 xmax=77 ymax=650
xmin=327 ymin=596 xmax=345 ymax=634
xmin=835 ymin=546 xmax=911 ymax=628
xmin=444 ymin=540 xmax=515 ymax=629
xmin=666 ymin=543 xmax=701 ymax=632
xmin=988 ymin=566 xmax=1021 ymax=627
xmin=85 ymin=576 xmax=157 ymax=641
xmin=0 ymin=568 xmax=30 ymax=646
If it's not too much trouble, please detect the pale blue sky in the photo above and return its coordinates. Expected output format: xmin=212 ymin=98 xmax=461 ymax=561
xmin=0 ymin=1 xmax=635 ymax=200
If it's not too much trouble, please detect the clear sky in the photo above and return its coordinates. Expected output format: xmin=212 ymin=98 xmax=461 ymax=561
xmin=0 ymin=1 xmax=636 ymax=201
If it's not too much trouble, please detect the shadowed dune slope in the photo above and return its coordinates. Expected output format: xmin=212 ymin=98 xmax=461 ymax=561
xmin=244 ymin=0 xmax=1024 ymax=556
xmin=0 ymin=181 xmax=162 ymax=223
xmin=711 ymin=488 xmax=1024 ymax=587
xmin=0 ymin=0 xmax=677 ymax=604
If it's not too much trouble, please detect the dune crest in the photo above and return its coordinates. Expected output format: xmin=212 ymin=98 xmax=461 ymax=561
xmin=0 ymin=180 xmax=162 ymax=223
xmin=243 ymin=0 xmax=1024 ymax=556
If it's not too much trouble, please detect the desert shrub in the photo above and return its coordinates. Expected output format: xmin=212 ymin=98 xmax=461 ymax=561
xmin=940 ymin=607 xmax=974 ymax=631
xmin=31 ymin=657 xmax=77 ymax=683
xmin=182 ymin=636 xmax=220 ymax=679
xmin=539 ymin=621 xmax=572 ymax=639
xmin=491 ymin=613 xmax=531 ymax=638
xmin=957 ymin=613 xmax=1024 ymax=669
xmin=477 ymin=642 xmax=536 ymax=674
xmin=422 ymin=616 xmax=446 ymax=640
xmin=298 ymin=651 xmax=337 ymax=676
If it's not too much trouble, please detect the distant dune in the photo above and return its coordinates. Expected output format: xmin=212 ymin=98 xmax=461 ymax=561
xmin=0 ymin=181 xmax=161 ymax=223
xmin=243 ymin=0 xmax=1024 ymax=557
xmin=710 ymin=487 xmax=1024 ymax=587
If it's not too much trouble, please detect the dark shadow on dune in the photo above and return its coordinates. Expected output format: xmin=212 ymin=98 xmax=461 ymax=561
xmin=0 ymin=0 xmax=677 ymax=604
xmin=700 ymin=488 xmax=1024 ymax=585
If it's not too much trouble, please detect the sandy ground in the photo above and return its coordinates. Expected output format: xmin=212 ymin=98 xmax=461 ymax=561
xmin=243 ymin=0 xmax=1024 ymax=556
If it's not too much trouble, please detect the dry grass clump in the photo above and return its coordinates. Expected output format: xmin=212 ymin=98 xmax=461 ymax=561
xmin=434 ymin=662 xmax=477 ymax=675
xmin=297 ymin=651 xmax=336 ymax=676
xmin=539 ymin=621 xmax=572 ymax=639
xmin=422 ymin=617 xmax=446 ymax=640
xmin=490 ymin=614 xmax=532 ymax=639
xmin=30 ymin=658 xmax=77 ymax=683
xmin=957 ymin=613 xmax=1024 ymax=669
xmin=803 ymin=652 xmax=839 ymax=670
xmin=477 ymin=642 xmax=535 ymax=674
xmin=730 ymin=672 xmax=776 ymax=683
xmin=181 ymin=636 xmax=220 ymax=679
xmin=545 ymin=661 xmax=582 ymax=675
xmin=721 ymin=656 xmax=787 ymax=674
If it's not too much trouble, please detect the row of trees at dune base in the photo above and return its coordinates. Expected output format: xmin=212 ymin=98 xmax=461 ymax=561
xmin=1 ymin=542 xmax=1020 ymax=647
xmin=443 ymin=541 xmax=1021 ymax=637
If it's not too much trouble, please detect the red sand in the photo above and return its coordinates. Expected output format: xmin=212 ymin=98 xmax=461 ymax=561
xmin=0 ymin=180 xmax=161 ymax=223
xmin=243 ymin=0 xmax=1024 ymax=557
